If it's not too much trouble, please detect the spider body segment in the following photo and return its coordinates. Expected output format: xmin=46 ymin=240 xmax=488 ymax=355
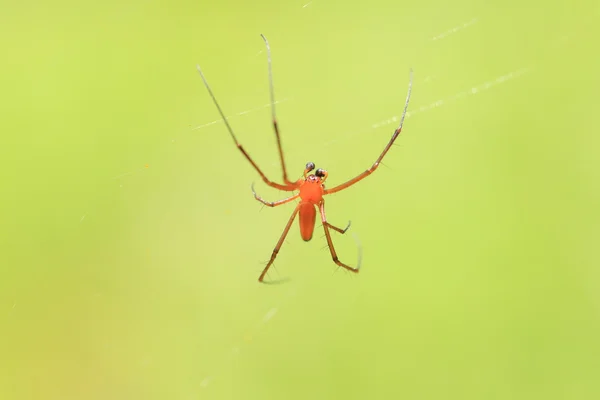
xmin=197 ymin=34 xmax=413 ymax=282
xmin=297 ymin=163 xmax=326 ymax=242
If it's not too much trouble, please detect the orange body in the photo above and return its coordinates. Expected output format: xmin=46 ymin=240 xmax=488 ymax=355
xmin=299 ymin=203 xmax=316 ymax=241
xmin=297 ymin=175 xmax=324 ymax=241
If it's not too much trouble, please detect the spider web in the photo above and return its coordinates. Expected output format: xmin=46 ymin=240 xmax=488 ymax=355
xmin=72 ymin=3 xmax=584 ymax=397
xmin=188 ymin=13 xmax=559 ymax=393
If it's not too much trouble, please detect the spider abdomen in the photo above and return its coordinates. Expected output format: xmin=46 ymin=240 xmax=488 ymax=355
xmin=299 ymin=202 xmax=316 ymax=241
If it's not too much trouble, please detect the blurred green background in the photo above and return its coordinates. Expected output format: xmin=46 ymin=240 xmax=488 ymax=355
xmin=1 ymin=0 xmax=599 ymax=399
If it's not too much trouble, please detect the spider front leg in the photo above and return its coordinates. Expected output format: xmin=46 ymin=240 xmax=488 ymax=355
xmin=324 ymin=69 xmax=413 ymax=195
xmin=251 ymin=183 xmax=299 ymax=207
xmin=196 ymin=65 xmax=295 ymax=192
xmin=260 ymin=34 xmax=294 ymax=186
xmin=319 ymin=200 xmax=360 ymax=273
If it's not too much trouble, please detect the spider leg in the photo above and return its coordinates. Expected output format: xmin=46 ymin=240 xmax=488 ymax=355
xmin=251 ymin=183 xmax=299 ymax=207
xmin=196 ymin=65 xmax=295 ymax=192
xmin=261 ymin=34 xmax=294 ymax=186
xmin=324 ymin=219 xmax=351 ymax=234
xmin=324 ymin=69 xmax=413 ymax=195
xmin=319 ymin=200 xmax=360 ymax=273
xmin=259 ymin=204 xmax=301 ymax=282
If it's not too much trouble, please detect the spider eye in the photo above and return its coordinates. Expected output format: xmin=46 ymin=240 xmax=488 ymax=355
xmin=305 ymin=162 xmax=315 ymax=172
xmin=315 ymin=168 xmax=327 ymax=178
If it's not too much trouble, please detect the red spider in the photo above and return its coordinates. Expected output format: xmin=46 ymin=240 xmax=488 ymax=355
xmin=197 ymin=34 xmax=413 ymax=283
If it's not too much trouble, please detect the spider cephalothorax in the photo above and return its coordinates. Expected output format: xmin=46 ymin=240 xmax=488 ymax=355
xmin=298 ymin=161 xmax=327 ymax=205
xmin=197 ymin=34 xmax=413 ymax=282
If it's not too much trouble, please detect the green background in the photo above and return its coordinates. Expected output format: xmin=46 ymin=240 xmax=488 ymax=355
xmin=2 ymin=0 xmax=599 ymax=399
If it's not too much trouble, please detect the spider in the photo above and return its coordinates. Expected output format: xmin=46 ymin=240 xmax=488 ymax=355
xmin=196 ymin=34 xmax=413 ymax=283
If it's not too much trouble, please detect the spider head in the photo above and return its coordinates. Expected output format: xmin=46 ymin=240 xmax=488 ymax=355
xmin=303 ymin=161 xmax=328 ymax=183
